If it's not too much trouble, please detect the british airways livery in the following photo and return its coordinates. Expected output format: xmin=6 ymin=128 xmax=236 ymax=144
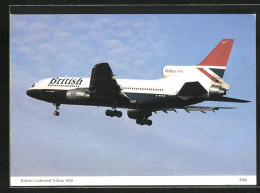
xmin=26 ymin=39 xmax=249 ymax=126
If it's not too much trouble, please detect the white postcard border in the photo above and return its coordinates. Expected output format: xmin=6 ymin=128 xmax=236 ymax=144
xmin=11 ymin=176 xmax=256 ymax=186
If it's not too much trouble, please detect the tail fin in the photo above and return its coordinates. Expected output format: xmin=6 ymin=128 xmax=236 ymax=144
xmin=196 ymin=39 xmax=234 ymax=78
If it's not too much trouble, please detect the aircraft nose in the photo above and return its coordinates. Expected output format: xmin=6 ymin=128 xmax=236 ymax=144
xmin=26 ymin=89 xmax=45 ymax=100
xmin=26 ymin=89 xmax=35 ymax=97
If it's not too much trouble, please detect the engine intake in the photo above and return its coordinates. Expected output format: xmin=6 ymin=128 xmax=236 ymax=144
xmin=66 ymin=88 xmax=91 ymax=101
xmin=209 ymin=85 xmax=226 ymax=96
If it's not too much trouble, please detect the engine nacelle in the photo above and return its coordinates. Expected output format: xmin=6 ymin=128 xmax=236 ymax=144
xmin=66 ymin=88 xmax=91 ymax=101
xmin=209 ymin=85 xmax=227 ymax=96
xmin=127 ymin=109 xmax=152 ymax=120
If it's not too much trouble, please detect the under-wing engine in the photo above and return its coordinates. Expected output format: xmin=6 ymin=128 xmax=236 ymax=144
xmin=66 ymin=88 xmax=91 ymax=101
xmin=127 ymin=109 xmax=153 ymax=126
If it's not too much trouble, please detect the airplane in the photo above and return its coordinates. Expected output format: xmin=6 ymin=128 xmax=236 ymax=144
xmin=26 ymin=39 xmax=250 ymax=126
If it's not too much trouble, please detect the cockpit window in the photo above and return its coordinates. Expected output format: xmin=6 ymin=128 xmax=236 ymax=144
xmin=31 ymin=84 xmax=35 ymax=87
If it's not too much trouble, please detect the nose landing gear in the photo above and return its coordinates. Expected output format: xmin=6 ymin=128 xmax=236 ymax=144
xmin=53 ymin=103 xmax=60 ymax=116
xmin=105 ymin=109 xmax=122 ymax=118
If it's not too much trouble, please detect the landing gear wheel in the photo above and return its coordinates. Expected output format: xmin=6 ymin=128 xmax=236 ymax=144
xmin=147 ymin=120 xmax=152 ymax=126
xmin=54 ymin=111 xmax=60 ymax=116
xmin=109 ymin=112 xmax=114 ymax=117
xmin=136 ymin=119 xmax=152 ymax=126
xmin=105 ymin=110 xmax=111 ymax=116
xmin=117 ymin=111 xmax=122 ymax=118
xmin=105 ymin=109 xmax=122 ymax=118
xmin=53 ymin=103 xmax=60 ymax=116
xmin=136 ymin=119 xmax=145 ymax=125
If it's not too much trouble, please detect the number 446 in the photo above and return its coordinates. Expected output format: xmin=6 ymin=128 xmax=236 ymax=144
xmin=239 ymin=178 xmax=247 ymax=182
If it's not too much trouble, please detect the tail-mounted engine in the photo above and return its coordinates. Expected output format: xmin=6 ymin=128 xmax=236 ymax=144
xmin=66 ymin=88 xmax=91 ymax=102
xmin=209 ymin=85 xmax=227 ymax=96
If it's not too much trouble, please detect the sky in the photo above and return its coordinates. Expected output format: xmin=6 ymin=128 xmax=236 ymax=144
xmin=10 ymin=14 xmax=256 ymax=177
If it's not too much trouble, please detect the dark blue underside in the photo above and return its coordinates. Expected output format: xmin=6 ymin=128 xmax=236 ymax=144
xmin=26 ymin=89 xmax=205 ymax=109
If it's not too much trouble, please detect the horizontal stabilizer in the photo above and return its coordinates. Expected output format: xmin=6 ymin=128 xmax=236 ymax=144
xmin=177 ymin=81 xmax=207 ymax=96
xmin=207 ymin=96 xmax=250 ymax=103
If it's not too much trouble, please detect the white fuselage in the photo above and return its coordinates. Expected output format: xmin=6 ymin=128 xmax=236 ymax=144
xmin=30 ymin=65 xmax=227 ymax=94
xmin=27 ymin=66 xmax=229 ymax=110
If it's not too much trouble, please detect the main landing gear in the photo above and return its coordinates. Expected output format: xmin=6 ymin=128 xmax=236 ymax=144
xmin=105 ymin=109 xmax=122 ymax=118
xmin=136 ymin=119 xmax=152 ymax=126
xmin=53 ymin=103 xmax=60 ymax=116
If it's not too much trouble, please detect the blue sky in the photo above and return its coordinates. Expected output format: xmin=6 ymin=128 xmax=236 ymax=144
xmin=10 ymin=14 xmax=256 ymax=176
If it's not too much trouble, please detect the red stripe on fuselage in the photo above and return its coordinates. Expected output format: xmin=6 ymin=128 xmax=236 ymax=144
xmin=197 ymin=68 xmax=220 ymax=83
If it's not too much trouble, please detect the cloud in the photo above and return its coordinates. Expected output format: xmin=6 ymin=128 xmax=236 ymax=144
xmin=103 ymin=39 xmax=123 ymax=48
xmin=29 ymin=21 xmax=48 ymax=31
xmin=53 ymin=31 xmax=71 ymax=39
xmin=133 ymin=21 xmax=145 ymax=28
xmin=10 ymin=14 xmax=171 ymax=79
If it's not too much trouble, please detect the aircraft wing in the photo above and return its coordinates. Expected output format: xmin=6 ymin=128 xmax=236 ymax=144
xmin=89 ymin=63 xmax=135 ymax=105
xmin=165 ymin=106 xmax=236 ymax=113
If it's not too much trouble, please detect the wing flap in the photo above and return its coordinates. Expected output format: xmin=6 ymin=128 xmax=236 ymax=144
xmin=182 ymin=106 xmax=236 ymax=112
xmin=163 ymin=106 xmax=236 ymax=113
